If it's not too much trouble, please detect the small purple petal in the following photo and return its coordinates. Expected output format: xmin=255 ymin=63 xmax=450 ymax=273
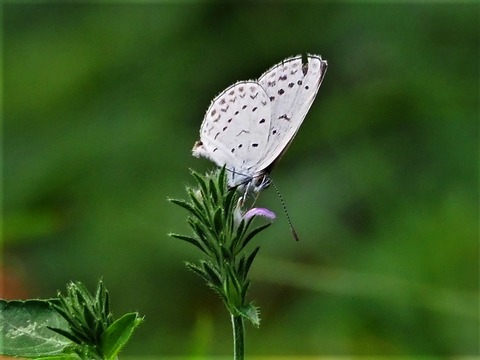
xmin=243 ymin=207 xmax=276 ymax=221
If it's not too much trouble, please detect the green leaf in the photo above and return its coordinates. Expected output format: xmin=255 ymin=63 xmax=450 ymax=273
xmin=224 ymin=187 xmax=237 ymax=220
xmin=190 ymin=170 xmax=209 ymax=199
xmin=236 ymin=303 xmax=261 ymax=327
xmin=169 ymin=233 xmax=208 ymax=254
xmin=185 ymin=262 xmax=210 ymax=283
xmin=168 ymin=197 xmax=200 ymax=218
xmin=32 ymin=356 xmax=79 ymax=360
xmin=224 ymin=189 xmax=237 ymax=235
xmin=189 ymin=219 xmax=220 ymax=260
xmin=47 ymin=326 xmax=82 ymax=345
xmin=95 ymin=280 xmax=112 ymax=328
xmin=241 ymin=279 xmax=252 ymax=301
xmin=188 ymin=188 xmax=212 ymax=223
xmin=243 ymin=246 xmax=260 ymax=279
xmin=223 ymin=266 xmax=243 ymax=310
xmin=231 ymin=219 xmax=246 ymax=253
xmin=208 ymin=177 xmax=218 ymax=204
xmin=0 ymin=299 xmax=73 ymax=358
xmin=240 ymin=223 xmax=271 ymax=252
xmin=217 ymin=166 xmax=227 ymax=191
xmin=100 ymin=313 xmax=143 ymax=360
xmin=213 ymin=207 xmax=224 ymax=236
xmin=201 ymin=261 xmax=222 ymax=288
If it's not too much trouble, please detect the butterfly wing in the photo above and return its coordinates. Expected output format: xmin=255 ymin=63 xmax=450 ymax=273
xmin=193 ymin=81 xmax=272 ymax=187
xmin=255 ymin=54 xmax=328 ymax=172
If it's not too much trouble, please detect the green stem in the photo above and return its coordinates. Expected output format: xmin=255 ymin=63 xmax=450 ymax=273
xmin=231 ymin=314 xmax=244 ymax=360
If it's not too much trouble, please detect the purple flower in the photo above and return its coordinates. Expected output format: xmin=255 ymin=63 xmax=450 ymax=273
xmin=243 ymin=207 xmax=276 ymax=221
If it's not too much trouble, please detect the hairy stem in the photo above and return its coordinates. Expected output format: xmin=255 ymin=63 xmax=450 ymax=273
xmin=231 ymin=314 xmax=244 ymax=360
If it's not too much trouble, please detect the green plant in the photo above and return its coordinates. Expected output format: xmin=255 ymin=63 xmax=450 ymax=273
xmin=169 ymin=167 xmax=275 ymax=359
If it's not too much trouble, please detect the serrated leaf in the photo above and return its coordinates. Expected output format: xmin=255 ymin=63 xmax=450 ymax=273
xmin=236 ymin=303 xmax=261 ymax=327
xmin=100 ymin=313 xmax=143 ymax=360
xmin=0 ymin=299 xmax=72 ymax=358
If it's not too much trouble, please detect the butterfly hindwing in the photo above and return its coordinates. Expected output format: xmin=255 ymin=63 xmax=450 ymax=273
xmin=193 ymin=81 xmax=272 ymax=186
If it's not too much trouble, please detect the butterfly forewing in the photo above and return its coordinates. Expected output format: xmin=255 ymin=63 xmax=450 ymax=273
xmin=256 ymin=55 xmax=327 ymax=172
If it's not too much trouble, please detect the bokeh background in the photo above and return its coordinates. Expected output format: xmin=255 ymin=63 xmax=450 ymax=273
xmin=3 ymin=2 xmax=479 ymax=357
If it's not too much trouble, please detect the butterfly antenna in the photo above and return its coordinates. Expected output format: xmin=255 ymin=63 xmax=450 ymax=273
xmin=270 ymin=180 xmax=299 ymax=242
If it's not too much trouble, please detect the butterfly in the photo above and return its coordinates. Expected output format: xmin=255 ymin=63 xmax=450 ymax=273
xmin=193 ymin=54 xmax=328 ymax=195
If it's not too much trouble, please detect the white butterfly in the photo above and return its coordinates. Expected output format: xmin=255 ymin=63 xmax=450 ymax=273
xmin=193 ymin=54 xmax=328 ymax=194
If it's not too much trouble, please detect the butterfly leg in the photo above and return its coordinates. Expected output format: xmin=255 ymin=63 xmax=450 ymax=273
xmin=239 ymin=183 xmax=252 ymax=208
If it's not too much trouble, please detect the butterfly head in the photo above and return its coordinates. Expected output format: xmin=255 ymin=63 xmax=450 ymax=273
xmin=192 ymin=141 xmax=207 ymax=158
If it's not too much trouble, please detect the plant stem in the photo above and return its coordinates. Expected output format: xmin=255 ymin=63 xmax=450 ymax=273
xmin=231 ymin=314 xmax=244 ymax=360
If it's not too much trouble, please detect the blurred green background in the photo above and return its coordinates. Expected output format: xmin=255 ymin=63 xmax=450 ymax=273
xmin=3 ymin=2 xmax=479 ymax=357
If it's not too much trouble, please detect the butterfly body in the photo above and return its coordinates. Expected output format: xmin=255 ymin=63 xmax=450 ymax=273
xmin=193 ymin=54 xmax=327 ymax=194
